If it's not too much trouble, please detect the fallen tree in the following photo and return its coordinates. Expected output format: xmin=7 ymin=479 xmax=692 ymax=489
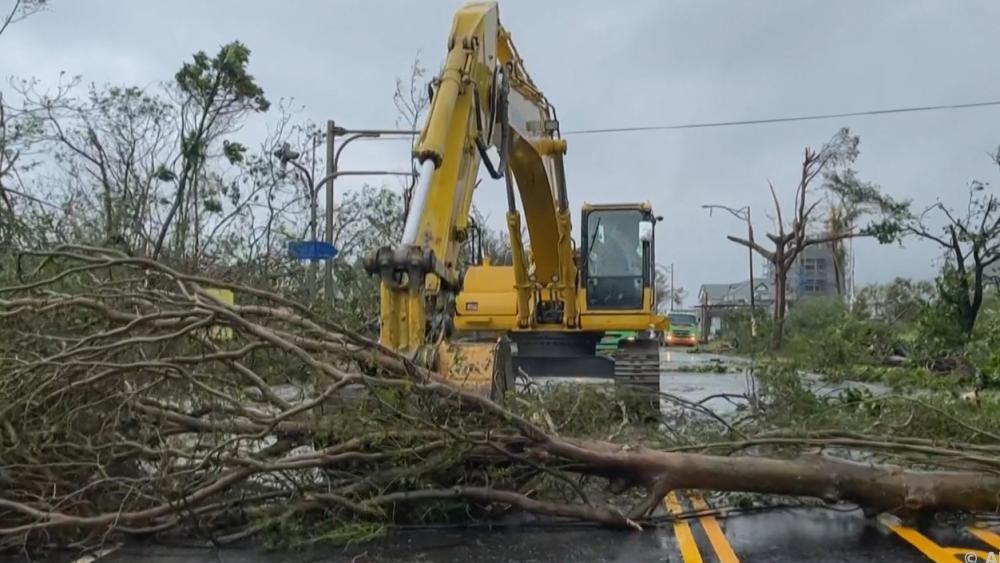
xmin=1 ymin=246 xmax=999 ymax=554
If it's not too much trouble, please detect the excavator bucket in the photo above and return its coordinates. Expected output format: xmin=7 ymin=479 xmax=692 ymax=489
xmin=436 ymin=337 xmax=514 ymax=402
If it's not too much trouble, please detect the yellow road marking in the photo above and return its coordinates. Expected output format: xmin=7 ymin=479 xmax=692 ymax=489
xmin=969 ymin=525 xmax=1000 ymax=551
xmin=880 ymin=514 xmax=995 ymax=562
xmin=879 ymin=514 xmax=954 ymax=562
xmin=665 ymin=492 xmax=704 ymax=563
xmin=689 ymin=493 xmax=741 ymax=563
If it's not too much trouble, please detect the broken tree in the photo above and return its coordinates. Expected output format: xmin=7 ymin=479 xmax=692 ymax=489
xmin=0 ymin=246 xmax=998 ymax=553
xmin=722 ymin=128 xmax=885 ymax=349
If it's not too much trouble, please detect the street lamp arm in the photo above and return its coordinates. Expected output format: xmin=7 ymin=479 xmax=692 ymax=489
xmin=317 ymin=120 xmax=422 ymax=307
xmin=334 ymin=127 xmax=420 ymax=137
xmin=702 ymin=203 xmax=749 ymax=222
xmin=334 ymin=133 xmax=380 ymax=168
xmin=312 ymin=170 xmax=416 ymax=197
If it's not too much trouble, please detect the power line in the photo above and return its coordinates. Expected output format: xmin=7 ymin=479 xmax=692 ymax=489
xmin=562 ymin=99 xmax=1000 ymax=136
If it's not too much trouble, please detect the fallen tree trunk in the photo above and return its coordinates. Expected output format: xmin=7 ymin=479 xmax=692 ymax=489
xmin=0 ymin=246 xmax=998 ymax=553
xmin=537 ymin=440 xmax=1000 ymax=518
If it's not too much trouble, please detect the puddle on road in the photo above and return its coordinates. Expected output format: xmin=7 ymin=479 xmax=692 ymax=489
xmin=659 ymin=371 xmax=752 ymax=415
xmin=659 ymin=348 xmax=754 ymax=415
xmin=660 ymin=349 xmax=738 ymax=365
xmin=657 ymin=348 xmax=892 ymax=416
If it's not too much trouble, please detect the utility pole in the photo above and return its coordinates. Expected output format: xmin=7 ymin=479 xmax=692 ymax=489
xmin=323 ymin=120 xmax=337 ymax=304
xmin=669 ymin=263 xmax=675 ymax=311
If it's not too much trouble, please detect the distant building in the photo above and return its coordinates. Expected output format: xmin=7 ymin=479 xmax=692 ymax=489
xmin=698 ymin=280 xmax=774 ymax=308
xmin=762 ymin=244 xmax=847 ymax=302
xmin=696 ymin=242 xmax=849 ymax=340
xmin=791 ymin=244 xmax=845 ymax=300
xmin=696 ymin=279 xmax=773 ymax=339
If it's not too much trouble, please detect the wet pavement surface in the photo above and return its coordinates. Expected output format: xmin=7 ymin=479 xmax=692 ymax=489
xmin=659 ymin=349 xmax=753 ymax=415
xmin=54 ymin=347 xmax=1000 ymax=562
xmin=72 ymin=510 xmax=1000 ymax=562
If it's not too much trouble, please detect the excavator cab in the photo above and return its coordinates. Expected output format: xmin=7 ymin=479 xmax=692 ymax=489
xmin=577 ymin=203 xmax=664 ymax=390
xmin=581 ymin=204 xmax=659 ymax=312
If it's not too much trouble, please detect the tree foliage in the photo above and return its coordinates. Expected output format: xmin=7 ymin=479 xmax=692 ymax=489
xmin=853 ymin=277 xmax=934 ymax=324
xmin=654 ymin=264 xmax=685 ymax=312
xmin=1 ymin=42 xmax=329 ymax=293
xmin=837 ymin=151 xmax=1000 ymax=337
xmin=154 ymin=41 xmax=270 ymax=260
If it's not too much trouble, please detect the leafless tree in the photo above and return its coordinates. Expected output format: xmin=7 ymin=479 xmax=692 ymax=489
xmin=0 ymin=0 xmax=45 ymax=39
xmin=27 ymin=84 xmax=176 ymax=251
xmin=394 ymin=54 xmax=429 ymax=218
xmin=1 ymin=0 xmax=51 ymax=243
xmin=726 ymin=129 xmax=870 ymax=349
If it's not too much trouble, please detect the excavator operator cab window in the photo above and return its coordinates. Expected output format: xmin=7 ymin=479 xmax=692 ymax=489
xmin=582 ymin=208 xmax=653 ymax=310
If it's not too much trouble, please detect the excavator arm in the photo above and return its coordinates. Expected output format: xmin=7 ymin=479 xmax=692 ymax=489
xmin=366 ymin=1 xmax=576 ymax=366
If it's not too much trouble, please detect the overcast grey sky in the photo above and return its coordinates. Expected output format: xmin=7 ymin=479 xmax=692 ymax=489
xmin=3 ymin=0 xmax=999 ymax=302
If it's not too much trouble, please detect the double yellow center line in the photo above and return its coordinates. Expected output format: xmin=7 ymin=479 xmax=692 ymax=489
xmin=666 ymin=492 xmax=1000 ymax=561
xmin=664 ymin=492 xmax=741 ymax=562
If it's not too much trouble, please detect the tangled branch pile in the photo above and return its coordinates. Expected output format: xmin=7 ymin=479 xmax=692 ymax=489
xmin=1 ymin=247 xmax=999 ymax=554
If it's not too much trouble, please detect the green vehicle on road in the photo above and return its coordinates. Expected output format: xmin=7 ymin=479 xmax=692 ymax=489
xmin=666 ymin=312 xmax=699 ymax=346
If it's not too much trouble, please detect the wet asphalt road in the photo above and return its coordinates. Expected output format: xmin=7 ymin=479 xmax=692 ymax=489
xmin=84 ymin=506 xmax=1000 ymax=563
xmin=84 ymin=511 xmax=996 ymax=563
xmin=53 ymin=348 xmax=1000 ymax=562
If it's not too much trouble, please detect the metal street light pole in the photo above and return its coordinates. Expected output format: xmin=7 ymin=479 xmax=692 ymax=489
xmin=323 ymin=123 xmax=419 ymax=305
xmin=323 ymin=121 xmax=338 ymax=305
xmin=312 ymin=169 xmax=416 ymax=297
xmin=702 ymin=203 xmax=757 ymax=337
xmin=276 ymin=129 xmax=418 ymax=305
xmin=273 ymin=143 xmax=320 ymax=299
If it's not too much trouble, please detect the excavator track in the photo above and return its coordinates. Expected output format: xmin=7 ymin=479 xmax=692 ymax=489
xmin=611 ymin=337 xmax=661 ymax=391
xmin=610 ymin=336 xmax=661 ymax=419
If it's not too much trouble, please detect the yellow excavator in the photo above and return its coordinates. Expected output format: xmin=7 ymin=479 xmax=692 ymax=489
xmin=365 ymin=1 xmax=667 ymax=395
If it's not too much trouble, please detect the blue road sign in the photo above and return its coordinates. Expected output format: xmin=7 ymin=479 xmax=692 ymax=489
xmin=288 ymin=240 xmax=338 ymax=260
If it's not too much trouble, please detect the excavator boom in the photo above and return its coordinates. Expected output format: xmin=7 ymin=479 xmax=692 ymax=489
xmin=367 ymin=1 xmax=665 ymax=392
xmin=367 ymin=2 xmax=575 ymax=360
